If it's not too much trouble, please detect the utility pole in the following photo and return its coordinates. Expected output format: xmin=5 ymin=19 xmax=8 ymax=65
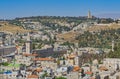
xmin=112 ymin=40 xmax=115 ymax=52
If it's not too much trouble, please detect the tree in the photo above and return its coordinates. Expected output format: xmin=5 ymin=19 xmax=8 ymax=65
xmin=32 ymin=43 xmax=36 ymax=49
xmin=37 ymin=43 xmax=42 ymax=49
xmin=2 ymin=62 xmax=9 ymax=66
xmin=42 ymin=72 xmax=48 ymax=78
xmin=56 ymin=76 xmax=67 ymax=79
xmin=57 ymin=59 xmax=60 ymax=65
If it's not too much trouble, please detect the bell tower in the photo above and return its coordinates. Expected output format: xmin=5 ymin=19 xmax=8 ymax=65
xmin=88 ymin=10 xmax=92 ymax=19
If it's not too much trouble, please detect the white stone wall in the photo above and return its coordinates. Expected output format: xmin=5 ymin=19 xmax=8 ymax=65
xmin=36 ymin=61 xmax=57 ymax=70
xmin=15 ymin=55 xmax=33 ymax=66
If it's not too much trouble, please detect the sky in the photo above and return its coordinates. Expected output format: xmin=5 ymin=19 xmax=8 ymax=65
xmin=0 ymin=0 xmax=120 ymax=19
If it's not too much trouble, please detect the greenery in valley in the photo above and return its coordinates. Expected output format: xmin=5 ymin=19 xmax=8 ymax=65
xmin=76 ymin=28 xmax=120 ymax=48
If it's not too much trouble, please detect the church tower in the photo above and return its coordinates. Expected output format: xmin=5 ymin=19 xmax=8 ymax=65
xmin=88 ymin=10 xmax=92 ymax=19
xmin=26 ymin=32 xmax=31 ymax=53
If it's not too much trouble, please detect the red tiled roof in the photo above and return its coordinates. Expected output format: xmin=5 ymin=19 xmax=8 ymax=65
xmin=99 ymin=66 xmax=108 ymax=71
xmin=33 ymin=58 xmax=54 ymax=61
xmin=35 ymin=68 xmax=42 ymax=72
xmin=27 ymin=75 xmax=39 ymax=78
xmin=68 ymin=54 xmax=76 ymax=59
xmin=85 ymin=71 xmax=93 ymax=75
xmin=73 ymin=66 xmax=80 ymax=71
xmin=16 ymin=46 xmax=19 ymax=48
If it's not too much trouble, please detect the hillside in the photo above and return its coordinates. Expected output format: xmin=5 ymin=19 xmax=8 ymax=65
xmin=76 ymin=28 xmax=120 ymax=48
xmin=57 ymin=24 xmax=120 ymax=42
xmin=87 ymin=24 xmax=120 ymax=32
xmin=57 ymin=31 xmax=79 ymax=42
xmin=0 ymin=22 xmax=29 ymax=34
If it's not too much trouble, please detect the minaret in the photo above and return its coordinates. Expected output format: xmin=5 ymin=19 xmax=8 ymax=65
xmin=88 ymin=10 xmax=92 ymax=19
xmin=26 ymin=32 xmax=31 ymax=54
xmin=112 ymin=40 xmax=115 ymax=52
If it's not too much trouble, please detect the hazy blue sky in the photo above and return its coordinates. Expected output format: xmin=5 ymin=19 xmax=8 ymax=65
xmin=0 ymin=0 xmax=120 ymax=19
